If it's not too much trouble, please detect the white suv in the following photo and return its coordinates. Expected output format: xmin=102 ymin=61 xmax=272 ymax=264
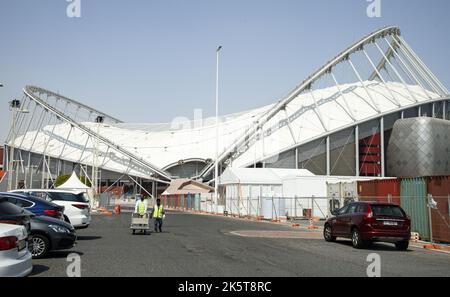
xmin=11 ymin=189 xmax=91 ymax=229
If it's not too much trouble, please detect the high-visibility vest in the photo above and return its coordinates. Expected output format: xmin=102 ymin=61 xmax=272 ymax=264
xmin=153 ymin=205 xmax=164 ymax=218
xmin=138 ymin=201 xmax=146 ymax=215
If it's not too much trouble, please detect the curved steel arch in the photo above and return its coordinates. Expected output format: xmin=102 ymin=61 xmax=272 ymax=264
xmin=26 ymin=86 xmax=123 ymax=124
xmin=162 ymin=158 xmax=208 ymax=171
xmin=197 ymin=26 xmax=448 ymax=179
xmin=23 ymin=86 xmax=172 ymax=181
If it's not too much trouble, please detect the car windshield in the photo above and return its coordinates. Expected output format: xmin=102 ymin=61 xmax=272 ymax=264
xmin=48 ymin=192 xmax=89 ymax=203
xmin=370 ymin=205 xmax=405 ymax=217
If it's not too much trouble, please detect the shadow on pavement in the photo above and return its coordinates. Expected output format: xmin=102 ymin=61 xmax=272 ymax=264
xmin=76 ymin=235 xmax=102 ymax=241
xmin=334 ymin=240 xmax=412 ymax=252
xmin=29 ymin=264 xmax=49 ymax=276
xmin=44 ymin=250 xmax=85 ymax=259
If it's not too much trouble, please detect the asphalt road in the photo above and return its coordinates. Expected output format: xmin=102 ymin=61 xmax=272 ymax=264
xmin=30 ymin=211 xmax=450 ymax=277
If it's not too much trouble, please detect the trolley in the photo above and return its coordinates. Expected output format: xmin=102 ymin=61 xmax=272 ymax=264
xmin=130 ymin=213 xmax=150 ymax=235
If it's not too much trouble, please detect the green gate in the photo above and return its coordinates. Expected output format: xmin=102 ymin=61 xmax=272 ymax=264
xmin=400 ymin=178 xmax=429 ymax=241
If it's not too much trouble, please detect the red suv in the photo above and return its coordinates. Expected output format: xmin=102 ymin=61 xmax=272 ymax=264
xmin=324 ymin=202 xmax=411 ymax=250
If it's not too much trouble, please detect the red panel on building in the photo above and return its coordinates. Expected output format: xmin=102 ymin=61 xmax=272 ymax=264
xmin=359 ymin=164 xmax=381 ymax=176
xmin=359 ymin=155 xmax=381 ymax=163
xmin=359 ymin=133 xmax=381 ymax=176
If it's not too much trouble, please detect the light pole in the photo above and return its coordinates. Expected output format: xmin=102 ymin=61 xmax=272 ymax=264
xmin=7 ymin=99 xmax=25 ymax=191
xmin=92 ymin=115 xmax=104 ymax=208
xmin=214 ymin=46 xmax=222 ymax=214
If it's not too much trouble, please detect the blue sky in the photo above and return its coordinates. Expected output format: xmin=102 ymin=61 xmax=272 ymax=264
xmin=0 ymin=0 xmax=449 ymax=141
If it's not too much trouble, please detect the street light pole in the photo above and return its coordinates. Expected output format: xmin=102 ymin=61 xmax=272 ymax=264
xmin=93 ymin=116 xmax=104 ymax=208
xmin=7 ymin=100 xmax=20 ymax=191
xmin=214 ymin=46 xmax=222 ymax=214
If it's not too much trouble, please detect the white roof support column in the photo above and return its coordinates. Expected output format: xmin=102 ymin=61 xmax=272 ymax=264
xmin=57 ymin=126 xmax=73 ymax=161
xmin=398 ymin=36 xmax=449 ymax=94
xmin=17 ymin=101 xmax=38 ymax=149
xmin=380 ymin=117 xmax=385 ymax=177
xmin=326 ymin=135 xmax=330 ymax=176
xmin=28 ymin=107 xmax=48 ymax=152
xmin=309 ymin=90 xmax=328 ymax=132
xmin=355 ymin=125 xmax=360 ymax=177
xmin=392 ymin=36 xmax=442 ymax=95
xmin=283 ymin=109 xmax=298 ymax=144
xmin=444 ymin=101 xmax=447 ymax=120
xmin=384 ymin=37 xmax=432 ymax=100
xmin=39 ymin=114 xmax=60 ymax=163
xmin=330 ymin=72 xmax=357 ymax=120
xmin=373 ymin=41 xmax=418 ymax=103
xmin=348 ymin=59 xmax=381 ymax=113
xmin=363 ymin=49 xmax=401 ymax=107
xmin=77 ymin=135 xmax=91 ymax=164
xmin=11 ymin=97 xmax=31 ymax=144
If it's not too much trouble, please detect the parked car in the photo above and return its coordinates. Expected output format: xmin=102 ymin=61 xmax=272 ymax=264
xmin=29 ymin=215 xmax=76 ymax=258
xmin=0 ymin=192 xmax=64 ymax=221
xmin=324 ymin=202 xmax=411 ymax=250
xmin=11 ymin=189 xmax=91 ymax=229
xmin=1 ymin=197 xmax=76 ymax=258
xmin=0 ymin=198 xmax=32 ymax=233
xmin=0 ymin=223 xmax=33 ymax=277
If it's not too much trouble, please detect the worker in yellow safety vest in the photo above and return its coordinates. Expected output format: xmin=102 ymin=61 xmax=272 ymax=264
xmin=151 ymin=198 xmax=165 ymax=232
xmin=134 ymin=194 xmax=148 ymax=216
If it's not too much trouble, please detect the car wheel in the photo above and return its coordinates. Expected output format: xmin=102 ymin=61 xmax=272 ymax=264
xmin=323 ymin=225 xmax=336 ymax=242
xmin=395 ymin=240 xmax=409 ymax=251
xmin=351 ymin=228 xmax=365 ymax=249
xmin=29 ymin=234 xmax=50 ymax=258
xmin=132 ymin=229 xmax=136 ymax=235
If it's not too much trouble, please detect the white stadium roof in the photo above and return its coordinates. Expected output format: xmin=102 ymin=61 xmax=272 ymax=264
xmin=7 ymin=27 xmax=450 ymax=182
xmin=11 ymin=81 xmax=439 ymax=176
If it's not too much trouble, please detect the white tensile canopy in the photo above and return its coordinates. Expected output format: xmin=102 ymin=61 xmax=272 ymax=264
xmin=57 ymin=171 xmax=90 ymax=190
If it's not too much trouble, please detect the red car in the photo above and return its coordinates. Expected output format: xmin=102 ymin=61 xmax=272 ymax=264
xmin=324 ymin=202 xmax=411 ymax=250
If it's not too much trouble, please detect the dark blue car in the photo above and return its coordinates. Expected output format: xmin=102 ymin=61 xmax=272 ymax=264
xmin=0 ymin=192 xmax=64 ymax=220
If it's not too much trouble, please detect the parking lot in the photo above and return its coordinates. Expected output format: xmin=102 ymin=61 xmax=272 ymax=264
xmin=29 ymin=211 xmax=450 ymax=277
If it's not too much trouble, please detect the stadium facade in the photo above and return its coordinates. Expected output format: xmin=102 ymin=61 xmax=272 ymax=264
xmin=3 ymin=27 xmax=450 ymax=196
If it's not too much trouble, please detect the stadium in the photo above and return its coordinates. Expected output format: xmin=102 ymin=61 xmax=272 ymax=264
xmin=3 ymin=26 xmax=450 ymax=197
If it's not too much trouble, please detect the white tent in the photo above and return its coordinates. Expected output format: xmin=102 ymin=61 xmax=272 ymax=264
xmin=219 ymin=168 xmax=314 ymax=185
xmin=57 ymin=171 xmax=90 ymax=190
xmin=219 ymin=168 xmax=314 ymax=219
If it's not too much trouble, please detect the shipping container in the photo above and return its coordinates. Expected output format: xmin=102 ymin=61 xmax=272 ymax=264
xmin=427 ymin=176 xmax=450 ymax=243
xmin=341 ymin=181 xmax=358 ymax=205
xmin=401 ymin=178 xmax=430 ymax=241
xmin=376 ymin=179 xmax=401 ymax=205
xmin=357 ymin=180 xmax=377 ymax=201
xmin=357 ymin=179 xmax=400 ymax=205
